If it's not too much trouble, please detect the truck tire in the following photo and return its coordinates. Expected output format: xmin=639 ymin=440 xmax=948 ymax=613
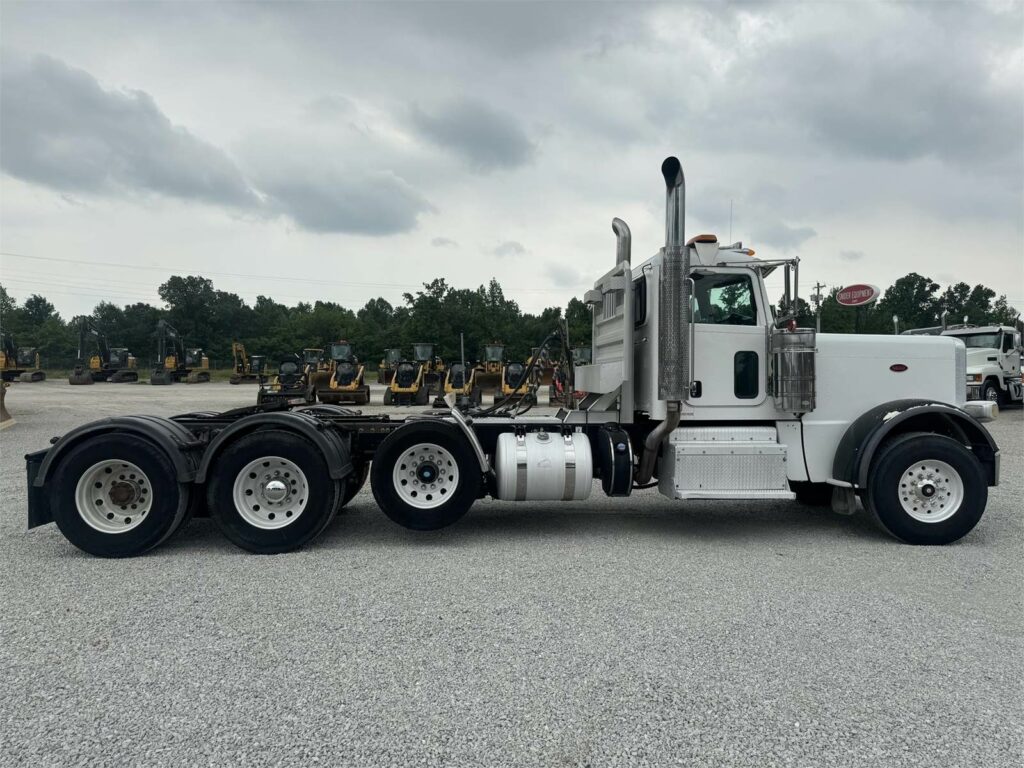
xmin=790 ymin=481 xmax=833 ymax=506
xmin=981 ymin=379 xmax=1001 ymax=404
xmin=865 ymin=432 xmax=986 ymax=545
xmin=371 ymin=421 xmax=480 ymax=531
xmin=415 ymin=385 xmax=429 ymax=406
xmin=206 ymin=430 xmax=342 ymax=554
xmin=383 ymin=388 xmax=393 ymax=405
xmin=49 ymin=434 xmax=191 ymax=558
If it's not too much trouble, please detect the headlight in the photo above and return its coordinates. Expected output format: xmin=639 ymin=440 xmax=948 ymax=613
xmin=967 ymin=373 xmax=982 ymax=382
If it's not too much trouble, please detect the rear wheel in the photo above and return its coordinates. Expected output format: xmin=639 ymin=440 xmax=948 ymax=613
xmin=206 ymin=430 xmax=341 ymax=553
xmin=866 ymin=432 xmax=986 ymax=545
xmin=383 ymin=388 xmax=393 ymax=405
xmin=370 ymin=422 xmax=480 ymax=530
xmin=415 ymin=386 xmax=429 ymax=406
xmin=49 ymin=434 xmax=191 ymax=557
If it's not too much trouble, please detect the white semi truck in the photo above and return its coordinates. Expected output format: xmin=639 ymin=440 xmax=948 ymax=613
xmin=940 ymin=325 xmax=1022 ymax=406
xmin=25 ymin=157 xmax=1000 ymax=557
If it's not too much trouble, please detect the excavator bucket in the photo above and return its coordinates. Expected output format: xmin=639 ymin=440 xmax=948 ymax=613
xmin=0 ymin=382 xmax=12 ymax=428
xmin=69 ymin=366 xmax=95 ymax=385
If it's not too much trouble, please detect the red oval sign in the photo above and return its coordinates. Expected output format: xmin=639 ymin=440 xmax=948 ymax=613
xmin=836 ymin=284 xmax=881 ymax=307
xmin=890 ymin=363 xmax=908 ymax=372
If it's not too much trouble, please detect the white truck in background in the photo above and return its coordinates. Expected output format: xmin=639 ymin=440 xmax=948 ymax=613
xmin=940 ymin=326 xmax=1022 ymax=406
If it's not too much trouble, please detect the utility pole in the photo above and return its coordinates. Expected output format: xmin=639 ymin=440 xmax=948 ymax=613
xmin=811 ymin=281 xmax=826 ymax=333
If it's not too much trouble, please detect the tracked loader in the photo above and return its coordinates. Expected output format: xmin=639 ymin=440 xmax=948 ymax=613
xmin=378 ymin=348 xmax=401 ymax=384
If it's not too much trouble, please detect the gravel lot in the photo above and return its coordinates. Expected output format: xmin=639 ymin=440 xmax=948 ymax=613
xmin=2 ymin=382 xmax=1021 ymax=767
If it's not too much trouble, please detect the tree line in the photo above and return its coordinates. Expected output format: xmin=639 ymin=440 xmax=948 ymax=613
xmin=0 ymin=276 xmax=592 ymax=370
xmin=0 ymin=271 xmax=1017 ymax=371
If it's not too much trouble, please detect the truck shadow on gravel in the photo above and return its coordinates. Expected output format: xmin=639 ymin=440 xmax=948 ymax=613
xmin=154 ymin=494 xmax=898 ymax=556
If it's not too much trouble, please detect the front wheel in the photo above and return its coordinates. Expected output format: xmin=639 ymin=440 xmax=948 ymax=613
xmin=370 ymin=422 xmax=481 ymax=530
xmin=866 ymin=432 xmax=987 ymax=545
xmin=206 ymin=430 xmax=341 ymax=553
xmin=981 ymin=380 xmax=1001 ymax=404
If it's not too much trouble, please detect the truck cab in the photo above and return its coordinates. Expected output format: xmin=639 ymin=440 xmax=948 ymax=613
xmin=941 ymin=325 xmax=1022 ymax=406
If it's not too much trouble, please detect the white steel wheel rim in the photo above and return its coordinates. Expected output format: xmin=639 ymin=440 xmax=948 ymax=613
xmin=899 ymin=459 xmax=964 ymax=523
xmin=75 ymin=460 xmax=153 ymax=534
xmin=393 ymin=442 xmax=459 ymax=509
xmin=232 ymin=456 xmax=309 ymax=530
xmin=984 ymin=385 xmax=999 ymax=402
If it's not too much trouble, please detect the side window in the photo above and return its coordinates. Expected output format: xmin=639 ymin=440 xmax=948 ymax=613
xmin=633 ymin=276 xmax=646 ymax=328
xmin=692 ymin=272 xmax=757 ymax=326
xmin=1002 ymin=333 xmax=1015 ymax=353
xmin=734 ymin=351 xmax=759 ymax=398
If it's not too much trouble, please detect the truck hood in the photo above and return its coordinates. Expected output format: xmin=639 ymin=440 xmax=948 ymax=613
xmin=965 ymin=347 xmax=998 ymax=368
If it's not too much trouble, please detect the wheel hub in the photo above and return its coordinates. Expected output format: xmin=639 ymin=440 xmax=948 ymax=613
xmin=899 ymin=459 xmax=964 ymax=524
xmin=392 ymin=443 xmax=459 ymax=510
xmin=232 ymin=456 xmax=309 ymax=530
xmin=75 ymin=460 xmax=153 ymax=534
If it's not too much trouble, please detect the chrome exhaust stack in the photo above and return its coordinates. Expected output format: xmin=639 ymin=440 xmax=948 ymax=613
xmin=658 ymin=157 xmax=690 ymax=402
xmin=612 ymin=217 xmax=631 ymax=265
xmin=636 ymin=157 xmax=689 ymax=486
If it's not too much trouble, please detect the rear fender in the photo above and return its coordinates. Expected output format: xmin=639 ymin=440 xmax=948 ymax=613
xmin=32 ymin=415 xmax=202 ymax=488
xmin=194 ymin=410 xmax=352 ymax=483
xmin=832 ymin=399 xmax=999 ymax=488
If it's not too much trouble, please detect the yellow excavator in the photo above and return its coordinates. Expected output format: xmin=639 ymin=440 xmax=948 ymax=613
xmin=229 ymin=342 xmax=266 ymax=384
xmin=150 ymin=320 xmax=210 ymax=384
xmin=69 ymin=319 xmax=138 ymax=384
xmin=1 ymin=333 xmax=46 ymax=382
xmin=319 ymin=341 xmax=370 ymax=405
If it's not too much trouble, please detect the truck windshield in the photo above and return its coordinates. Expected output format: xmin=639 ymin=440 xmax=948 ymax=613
xmin=952 ymin=332 xmax=1000 ymax=349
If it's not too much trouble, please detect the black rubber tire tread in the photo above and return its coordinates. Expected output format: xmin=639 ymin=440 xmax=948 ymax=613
xmin=206 ymin=429 xmax=341 ymax=554
xmin=49 ymin=434 xmax=190 ymax=558
xmin=866 ymin=431 xmax=987 ymax=545
xmin=371 ymin=421 xmax=480 ymax=531
xmin=791 ymin=481 xmax=833 ymax=506
xmin=415 ymin=386 xmax=429 ymax=406
xmin=383 ymin=388 xmax=393 ymax=405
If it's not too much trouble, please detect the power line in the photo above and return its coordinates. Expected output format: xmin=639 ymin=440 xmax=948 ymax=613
xmin=0 ymin=250 xmax=574 ymax=294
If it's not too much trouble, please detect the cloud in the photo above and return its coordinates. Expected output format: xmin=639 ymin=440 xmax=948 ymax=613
xmin=839 ymin=250 xmax=864 ymax=261
xmin=431 ymin=237 xmax=458 ymax=248
xmin=0 ymin=55 xmax=258 ymax=208
xmin=258 ymin=168 xmax=435 ymax=236
xmin=410 ymin=99 xmax=535 ymax=171
xmin=492 ymin=240 xmax=527 ymax=258
xmin=751 ymin=221 xmax=817 ymax=251
xmin=545 ymin=263 xmax=582 ymax=288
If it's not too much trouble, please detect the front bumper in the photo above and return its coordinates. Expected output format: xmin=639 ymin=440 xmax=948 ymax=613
xmin=964 ymin=400 xmax=998 ymax=423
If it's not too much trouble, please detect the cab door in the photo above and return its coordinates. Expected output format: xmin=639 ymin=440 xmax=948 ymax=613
xmin=686 ymin=269 xmax=766 ymax=407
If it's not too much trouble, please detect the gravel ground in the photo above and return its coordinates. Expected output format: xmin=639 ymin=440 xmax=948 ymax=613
xmin=1 ymin=382 xmax=1021 ymax=767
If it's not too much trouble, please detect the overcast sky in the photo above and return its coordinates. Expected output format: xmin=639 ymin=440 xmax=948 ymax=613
xmin=1 ymin=0 xmax=1021 ymax=319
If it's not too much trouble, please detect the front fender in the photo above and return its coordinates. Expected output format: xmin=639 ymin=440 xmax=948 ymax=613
xmin=832 ymin=399 xmax=999 ymax=489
